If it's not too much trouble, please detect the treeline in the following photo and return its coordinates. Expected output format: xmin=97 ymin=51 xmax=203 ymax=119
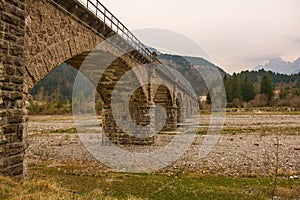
xmin=209 ymin=69 xmax=300 ymax=108
xmin=238 ymin=69 xmax=300 ymax=85
xmin=29 ymin=101 xmax=72 ymax=115
xmin=30 ymin=63 xmax=77 ymax=101
xmin=29 ymin=63 xmax=76 ymax=115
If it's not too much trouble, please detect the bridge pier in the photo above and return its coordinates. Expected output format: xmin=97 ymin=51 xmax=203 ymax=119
xmin=164 ymin=106 xmax=178 ymax=131
xmin=0 ymin=0 xmax=27 ymax=178
xmin=102 ymin=103 xmax=155 ymax=145
xmin=179 ymin=107 xmax=187 ymax=124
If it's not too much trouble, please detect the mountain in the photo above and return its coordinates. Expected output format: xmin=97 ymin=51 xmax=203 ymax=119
xmin=254 ymin=57 xmax=300 ymax=75
xmin=183 ymin=56 xmax=227 ymax=76
xmin=293 ymin=58 xmax=300 ymax=74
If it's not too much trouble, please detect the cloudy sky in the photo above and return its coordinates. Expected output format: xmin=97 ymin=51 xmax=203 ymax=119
xmin=98 ymin=0 xmax=300 ymax=73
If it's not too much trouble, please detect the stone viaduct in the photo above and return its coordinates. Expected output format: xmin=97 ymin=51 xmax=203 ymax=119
xmin=0 ymin=0 xmax=199 ymax=177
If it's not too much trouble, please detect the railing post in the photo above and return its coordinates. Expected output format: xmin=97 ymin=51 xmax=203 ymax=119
xmin=110 ymin=15 xmax=113 ymax=29
xmin=104 ymin=9 xmax=106 ymax=25
xmin=95 ymin=1 xmax=98 ymax=17
xmin=152 ymin=52 xmax=158 ymax=63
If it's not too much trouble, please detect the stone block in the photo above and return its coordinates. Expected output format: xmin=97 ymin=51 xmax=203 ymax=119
xmin=1 ymin=163 xmax=23 ymax=177
xmin=1 ymin=12 xmax=20 ymax=27
xmin=4 ymin=65 xmax=16 ymax=76
xmin=8 ymin=109 xmax=23 ymax=123
xmin=2 ymin=124 xmax=17 ymax=134
xmin=3 ymin=142 xmax=23 ymax=156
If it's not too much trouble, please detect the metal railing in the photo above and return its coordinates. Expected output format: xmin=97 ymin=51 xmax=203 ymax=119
xmin=77 ymin=0 xmax=152 ymax=61
xmin=75 ymin=0 xmax=195 ymax=98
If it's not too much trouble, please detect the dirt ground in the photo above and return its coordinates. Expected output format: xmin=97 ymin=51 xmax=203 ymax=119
xmin=26 ymin=113 xmax=300 ymax=177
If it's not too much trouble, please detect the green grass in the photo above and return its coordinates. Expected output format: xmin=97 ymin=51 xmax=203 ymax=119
xmin=197 ymin=126 xmax=300 ymax=135
xmin=44 ymin=125 xmax=300 ymax=136
xmin=49 ymin=127 xmax=77 ymax=134
xmin=200 ymin=107 xmax=300 ymax=115
xmin=1 ymin=164 xmax=299 ymax=200
xmin=226 ymin=107 xmax=300 ymax=115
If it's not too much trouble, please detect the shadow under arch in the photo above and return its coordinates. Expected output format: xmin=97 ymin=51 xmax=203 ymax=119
xmin=153 ymin=85 xmax=177 ymax=131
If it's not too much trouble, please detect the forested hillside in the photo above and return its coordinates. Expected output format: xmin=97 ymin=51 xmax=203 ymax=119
xmin=158 ymin=54 xmax=226 ymax=96
xmin=30 ymin=63 xmax=77 ymax=101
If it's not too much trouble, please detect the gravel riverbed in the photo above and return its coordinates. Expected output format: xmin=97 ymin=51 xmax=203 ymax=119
xmin=26 ymin=114 xmax=300 ymax=176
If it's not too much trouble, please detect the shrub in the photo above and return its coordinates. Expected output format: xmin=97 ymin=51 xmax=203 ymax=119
xmin=289 ymin=96 xmax=300 ymax=108
xmin=249 ymin=94 xmax=268 ymax=107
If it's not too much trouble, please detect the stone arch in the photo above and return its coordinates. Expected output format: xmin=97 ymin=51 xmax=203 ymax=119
xmin=153 ymin=85 xmax=177 ymax=131
xmin=24 ymin=0 xmax=110 ymax=90
xmin=129 ymin=86 xmax=149 ymax=126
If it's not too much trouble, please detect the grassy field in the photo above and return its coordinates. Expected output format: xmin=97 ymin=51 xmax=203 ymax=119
xmin=1 ymin=164 xmax=299 ymax=200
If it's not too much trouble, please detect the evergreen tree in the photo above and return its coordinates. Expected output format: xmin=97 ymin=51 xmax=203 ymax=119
xmin=231 ymin=73 xmax=241 ymax=100
xmin=241 ymin=77 xmax=255 ymax=102
xmin=224 ymin=76 xmax=233 ymax=102
xmin=260 ymin=74 xmax=274 ymax=101
xmin=206 ymin=91 xmax=211 ymax=105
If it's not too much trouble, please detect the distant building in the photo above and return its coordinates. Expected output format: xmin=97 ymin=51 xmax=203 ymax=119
xmin=274 ymin=89 xmax=281 ymax=98
xmin=199 ymin=96 xmax=207 ymax=102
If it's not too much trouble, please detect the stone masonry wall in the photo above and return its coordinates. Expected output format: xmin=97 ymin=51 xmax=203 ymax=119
xmin=0 ymin=0 xmax=27 ymax=178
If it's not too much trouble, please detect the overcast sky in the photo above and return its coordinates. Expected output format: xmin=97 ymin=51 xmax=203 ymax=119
xmin=99 ymin=0 xmax=300 ymax=73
